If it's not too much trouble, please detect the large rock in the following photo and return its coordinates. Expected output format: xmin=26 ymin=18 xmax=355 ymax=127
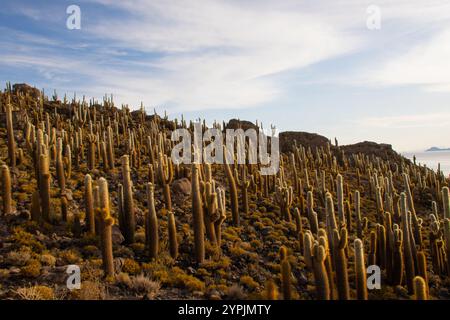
xmin=172 ymin=178 xmax=191 ymax=195
xmin=341 ymin=141 xmax=408 ymax=163
xmin=13 ymin=83 xmax=40 ymax=99
xmin=225 ymin=119 xmax=259 ymax=131
xmin=279 ymin=131 xmax=331 ymax=153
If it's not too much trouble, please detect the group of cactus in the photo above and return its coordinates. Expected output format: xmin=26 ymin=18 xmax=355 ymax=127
xmin=1 ymin=86 xmax=450 ymax=300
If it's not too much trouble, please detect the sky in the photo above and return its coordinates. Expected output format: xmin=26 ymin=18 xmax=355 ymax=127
xmin=1 ymin=0 xmax=450 ymax=152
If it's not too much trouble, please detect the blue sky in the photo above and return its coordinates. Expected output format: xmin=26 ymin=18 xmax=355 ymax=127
xmin=1 ymin=0 xmax=450 ymax=152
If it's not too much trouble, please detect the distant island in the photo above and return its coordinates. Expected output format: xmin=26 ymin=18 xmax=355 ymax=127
xmin=426 ymin=147 xmax=450 ymax=152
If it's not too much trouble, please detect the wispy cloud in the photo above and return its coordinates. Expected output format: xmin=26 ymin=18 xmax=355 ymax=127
xmin=359 ymin=112 xmax=450 ymax=129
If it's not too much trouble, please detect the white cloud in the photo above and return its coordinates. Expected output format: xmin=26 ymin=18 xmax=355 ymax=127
xmin=359 ymin=112 xmax=450 ymax=129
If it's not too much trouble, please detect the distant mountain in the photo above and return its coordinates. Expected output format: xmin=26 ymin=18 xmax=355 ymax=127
xmin=426 ymin=147 xmax=450 ymax=152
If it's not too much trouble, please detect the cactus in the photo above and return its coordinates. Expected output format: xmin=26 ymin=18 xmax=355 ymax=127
xmin=191 ymin=164 xmax=205 ymax=264
xmin=87 ymin=134 xmax=97 ymax=171
xmin=5 ymin=101 xmax=16 ymax=168
xmin=31 ymin=190 xmax=41 ymax=223
xmin=157 ymin=152 xmax=173 ymax=211
xmin=56 ymin=138 xmax=65 ymax=192
xmin=84 ymin=174 xmax=95 ymax=235
xmin=39 ymin=153 xmax=51 ymax=222
xmin=121 ymin=155 xmax=135 ymax=244
xmin=264 ymin=280 xmax=278 ymax=300
xmin=202 ymin=180 xmax=218 ymax=245
xmin=168 ymin=211 xmax=178 ymax=259
xmin=417 ymin=251 xmax=428 ymax=295
xmin=312 ymin=243 xmax=331 ymax=300
xmin=224 ymin=158 xmax=239 ymax=226
xmin=392 ymin=227 xmax=404 ymax=286
xmin=354 ymin=239 xmax=368 ymax=300
xmin=276 ymin=185 xmax=293 ymax=222
xmin=215 ymin=187 xmax=227 ymax=247
xmin=336 ymin=174 xmax=346 ymax=226
xmin=333 ymin=228 xmax=350 ymax=300
xmin=442 ymin=187 xmax=450 ymax=219
xmin=280 ymin=258 xmax=292 ymax=300
xmin=97 ymin=177 xmax=114 ymax=278
xmin=306 ymin=191 xmax=319 ymax=234
xmin=303 ymin=231 xmax=314 ymax=269
xmin=1 ymin=165 xmax=12 ymax=216
xmin=413 ymin=276 xmax=428 ymax=300
xmin=400 ymin=193 xmax=416 ymax=294
xmin=61 ymin=196 xmax=68 ymax=222
xmin=146 ymin=183 xmax=159 ymax=260
xmin=236 ymin=166 xmax=250 ymax=215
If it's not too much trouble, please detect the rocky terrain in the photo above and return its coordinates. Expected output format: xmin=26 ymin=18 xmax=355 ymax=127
xmin=0 ymin=83 xmax=449 ymax=300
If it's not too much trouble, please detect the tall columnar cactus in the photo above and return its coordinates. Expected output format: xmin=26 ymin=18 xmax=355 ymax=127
xmin=224 ymin=158 xmax=239 ymax=226
xmin=235 ymin=166 xmax=250 ymax=215
xmin=121 ymin=155 xmax=135 ymax=244
xmin=355 ymin=190 xmax=364 ymax=239
xmin=39 ymin=153 xmax=51 ymax=222
xmin=5 ymin=101 xmax=16 ymax=168
xmin=417 ymin=251 xmax=428 ymax=295
xmin=303 ymin=231 xmax=314 ymax=269
xmin=392 ymin=227 xmax=404 ymax=286
xmin=106 ymin=126 xmax=115 ymax=169
xmin=400 ymin=192 xmax=416 ymax=294
xmin=312 ymin=243 xmax=331 ymax=300
xmin=215 ymin=187 xmax=227 ymax=247
xmin=402 ymin=173 xmax=416 ymax=216
xmin=65 ymin=145 xmax=72 ymax=179
xmin=146 ymin=183 xmax=159 ymax=260
xmin=56 ymin=137 xmax=66 ymax=192
xmin=168 ymin=211 xmax=178 ymax=259
xmin=264 ymin=280 xmax=278 ymax=300
xmin=157 ymin=152 xmax=174 ymax=211
xmin=87 ymin=134 xmax=97 ymax=171
xmin=97 ymin=177 xmax=114 ymax=278
xmin=1 ymin=165 xmax=12 ymax=215
xmin=306 ymin=191 xmax=319 ymax=234
xmin=191 ymin=164 xmax=205 ymax=264
xmin=276 ymin=185 xmax=293 ymax=222
xmin=336 ymin=174 xmax=346 ymax=226
xmin=442 ymin=187 xmax=450 ymax=219
xmin=293 ymin=207 xmax=303 ymax=244
xmin=354 ymin=239 xmax=368 ymax=300
xmin=376 ymin=224 xmax=387 ymax=269
xmin=280 ymin=258 xmax=292 ymax=300
xmin=413 ymin=276 xmax=428 ymax=300
xmin=443 ymin=219 xmax=450 ymax=276
xmin=202 ymin=180 xmax=218 ymax=245
xmin=31 ymin=190 xmax=41 ymax=223
xmin=84 ymin=174 xmax=95 ymax=235
xmin=333 ymin=228 xmax=350 ymax=300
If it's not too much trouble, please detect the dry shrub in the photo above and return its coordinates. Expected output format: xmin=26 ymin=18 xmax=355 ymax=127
xmin=5 ymin=250 xmax=31 ymax=266
xmin=15 ymin=285 xmax=55 ymax=300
